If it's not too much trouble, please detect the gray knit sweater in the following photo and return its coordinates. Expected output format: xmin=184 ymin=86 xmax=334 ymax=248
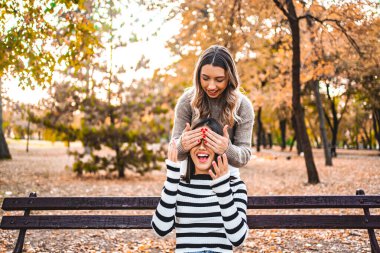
xmin=171 ymin=88 xmax=254 ymax=167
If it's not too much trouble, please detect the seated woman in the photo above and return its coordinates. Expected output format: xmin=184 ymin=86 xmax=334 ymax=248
xmin=152 ymin=118 xmax=248 ymax=253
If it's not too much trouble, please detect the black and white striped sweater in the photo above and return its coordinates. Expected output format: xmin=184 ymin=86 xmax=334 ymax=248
xmin=152 ymin=160 xmax=249 ymax=253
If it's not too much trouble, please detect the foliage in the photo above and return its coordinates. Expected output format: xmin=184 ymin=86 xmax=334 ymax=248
xmin=29 ymin=0 xmax=172 ymax=177
xmin=165 ymin=0 xmax=379 ymax=151
xmin=0 ymin=0 xmax=100 ymax=87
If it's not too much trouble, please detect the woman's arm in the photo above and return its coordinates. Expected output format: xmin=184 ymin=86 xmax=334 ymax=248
xmin=171 ymin=90 xmax=193 ymax=160
xmin=151 ymin=142 xmax=181 ymax=237
xmin=224 ymin=95 xmax=254 ymax=167
xmin=211 ymin=173 xmax=249 ymax=247
xmin=209 ymin=155 xmax=249 ymax=247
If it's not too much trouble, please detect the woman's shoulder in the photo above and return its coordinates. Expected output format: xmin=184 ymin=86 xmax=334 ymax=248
xmin=177 ymin=87 xmax=194 ymax=105
xmin=229 ymin=176 xmax=247 ymax=191
xmin=236 ymin=92 xmax=254 ymax=116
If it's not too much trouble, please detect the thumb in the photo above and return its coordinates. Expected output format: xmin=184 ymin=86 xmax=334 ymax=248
xmin=223 ymin=125 xmax=229 ymax=138
xmin=183 ymin=123 xmax=191 ymax=133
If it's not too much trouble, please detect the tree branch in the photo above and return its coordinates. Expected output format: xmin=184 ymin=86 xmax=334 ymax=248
xmin=298 ymin=14 xmax=363 ymax=57
xmin=337 ymin=87 xmax=351 ymax=125
xmin=323 ymin=107 xmax=333 ymax=131
xmin=272 ymin=0 xmax=290 ymax=19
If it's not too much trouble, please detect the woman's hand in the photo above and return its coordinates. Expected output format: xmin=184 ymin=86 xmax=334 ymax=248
xmin=204 ymin=125 xmax=230 ymax=155
xmin=209 ymin=153 xmax=229 ymax=180
xmin=181 ymin=123 xmax=203 ymax=151
xmin=168 ymin=140 xmax=178 ymax=163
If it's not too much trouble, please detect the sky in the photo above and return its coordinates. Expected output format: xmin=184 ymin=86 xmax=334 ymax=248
xmin=3 ymin=1 xmax=182 ymax=105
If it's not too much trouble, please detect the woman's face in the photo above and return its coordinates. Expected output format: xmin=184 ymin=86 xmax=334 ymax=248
xmin=190 ymin=126 xmax=216 ymax=174
xmin=200 ymin=64 xmax=228 ymax=99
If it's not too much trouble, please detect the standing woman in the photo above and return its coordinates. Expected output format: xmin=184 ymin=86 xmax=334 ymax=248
xmin=172 ymin=45 xmax=254 ymax=173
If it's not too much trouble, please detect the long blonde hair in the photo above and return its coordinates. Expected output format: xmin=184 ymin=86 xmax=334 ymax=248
xmin=191 ymin=45 xmax=242 ymax=126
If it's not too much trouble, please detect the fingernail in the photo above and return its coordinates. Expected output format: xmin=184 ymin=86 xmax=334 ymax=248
xmin=197 ymin=139 xmax=200 ymax=143
xmin=204 ymin=140 xmax=207 ymax=144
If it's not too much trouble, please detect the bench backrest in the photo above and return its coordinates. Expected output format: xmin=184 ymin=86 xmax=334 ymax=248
xmin=3 ymin=195 xmax=380 ymax=210
xmin=2 ymin=195 xmax=380 ymax=229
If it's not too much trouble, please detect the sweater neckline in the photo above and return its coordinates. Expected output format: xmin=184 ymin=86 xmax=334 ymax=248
xmin=191 ymin=174 xmax=212 ymax=180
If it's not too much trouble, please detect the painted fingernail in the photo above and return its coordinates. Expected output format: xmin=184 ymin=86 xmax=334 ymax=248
xmin=204 ymin=140 xmax=207 ymax=144
xmin=197 ymin=140 xmax=200 ymax=143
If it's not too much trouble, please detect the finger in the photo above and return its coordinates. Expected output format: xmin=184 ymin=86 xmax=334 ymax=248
xmin=172 ymin=141 xmax=178 ymax=163
xmin=222 ymin=153 xmax=228 ymax=167
xmin=186 ymin=130 xmax=204 ymax=140
xmin=187 ymin=139 xmax=202 ymax=150
xmin=212 ymin=161 xmax=220 ymax=176
xmin=217 ymin=155 xmax=223 ymax=171
xmin=203 ymin=137 xmax=221 ymax=154
xmin=223 ymin=125 xmax=229 ymax=138
xmin=209 ymin=169 xmax=216 ymax=180
xmin=205 ymin=128 xmax=220 ymax=141
xmin=205 ymin=130 xmax=228 ymax=150
xmin=222 ymin=153 xmax=228 ymax=173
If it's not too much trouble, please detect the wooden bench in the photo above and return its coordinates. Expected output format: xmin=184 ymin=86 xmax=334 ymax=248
xmin=1 ymin=189 xmax=379 ymax=253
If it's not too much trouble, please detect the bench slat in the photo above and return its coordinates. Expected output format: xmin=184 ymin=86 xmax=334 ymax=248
xmin=3 ymin=196 xmax=380 ymax=210
xmin=1 ymin=197 xmax=159 ymax=211
xmin=2 ymin=215 xmax=380 ymax=229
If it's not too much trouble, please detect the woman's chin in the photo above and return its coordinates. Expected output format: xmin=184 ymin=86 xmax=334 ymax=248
xmin=194 ymin=164 xmax=212 ymax=174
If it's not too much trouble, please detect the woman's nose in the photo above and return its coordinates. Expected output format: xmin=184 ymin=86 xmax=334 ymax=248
xmin=207 ymin=80 xmax=216 ymax=89
xmin=199 ymin=140 xmax=206 ymax=149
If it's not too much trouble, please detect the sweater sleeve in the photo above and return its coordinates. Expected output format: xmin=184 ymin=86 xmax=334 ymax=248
xmin=151 ymin=160 xmax=181 ymax=237
xmin=225 ymin=95 xmax=255 ymax=167
xmin=210 ymin=173 xmax=249 ymax=247
xmin=171 ymin=90 xmax=193 ymax=161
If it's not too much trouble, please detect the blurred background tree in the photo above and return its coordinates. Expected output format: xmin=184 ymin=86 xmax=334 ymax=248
xmin=2 ymin=0 xmax=379 ymax=181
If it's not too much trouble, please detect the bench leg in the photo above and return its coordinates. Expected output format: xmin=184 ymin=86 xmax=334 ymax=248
xmin=13 ymin=192 xmax=36 ymax=253
xmin=356 ymin=189 xmax=380 ymax=253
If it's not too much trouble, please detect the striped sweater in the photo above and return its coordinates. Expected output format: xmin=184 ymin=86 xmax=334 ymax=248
xmin=152 ymin=160 xmax=249 ymax=253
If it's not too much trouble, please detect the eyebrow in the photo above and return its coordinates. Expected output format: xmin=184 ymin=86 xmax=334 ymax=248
xmin=201 ymin=74 xmax=225 ymax=78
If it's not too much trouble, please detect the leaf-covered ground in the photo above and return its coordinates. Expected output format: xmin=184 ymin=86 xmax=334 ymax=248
xmin=1 ymin=140 xmax=379 ymax=252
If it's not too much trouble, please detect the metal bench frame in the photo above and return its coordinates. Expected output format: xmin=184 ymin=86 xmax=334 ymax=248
xmin=1 ymin=189 xmax=379 ymax=253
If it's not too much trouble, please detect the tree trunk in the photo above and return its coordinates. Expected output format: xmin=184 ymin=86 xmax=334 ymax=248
xmin=306 ymin=116 xmax=320 ymax=148
xmin=286 ymin=0 xmax=319 ymax=184
xmin=267 ymin=133 xmax=273 ymax=148
xmin=331 ymin=124 xmax=338 ymax=156
xmin=280 ymin=118 xmax=286 ymax=150
xmin=289 ymin=134 xmax=296 ymax=152
xmin=373 ymin=109 xmax=380 ymax=151
xmin=362 ymin=126 xmax=371 ymax=150
xmin=256 ymin=107 xmax=262 ymax=152
xmin=314 ymin=80 xmax=332 ymax=166
xmin=262 ymin=128 xmax=267 ymax=148
xmin=291 ymin=113 xmax=302 ymax=154
xmin=26 ymin=115 xmax=30 ymax=152
xmin=325 ymin=83 xmax=351 ymax=157
xmin=0 ymin=78 xmax=12 ymax=159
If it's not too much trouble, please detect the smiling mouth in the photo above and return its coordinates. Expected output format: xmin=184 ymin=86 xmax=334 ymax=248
xmin=208 ymin=90 xmax=219 ymax=97
xmin=197 ymin=154 xmax=210 ymax=163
